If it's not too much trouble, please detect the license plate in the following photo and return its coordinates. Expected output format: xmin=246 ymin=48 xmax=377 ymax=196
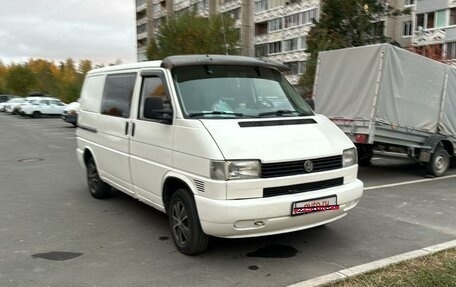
xmin=292 ymin=195 xmax=339 ymax=216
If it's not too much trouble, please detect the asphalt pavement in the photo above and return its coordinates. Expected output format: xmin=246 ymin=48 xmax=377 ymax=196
xmin=0 ymin=113 xmax=455 ymax=287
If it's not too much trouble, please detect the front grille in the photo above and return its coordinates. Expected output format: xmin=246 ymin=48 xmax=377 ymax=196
xmin=261 ymin=155 xmax=342 ymax=178
xmin=263 ymin=178 xmax=344 ymax=198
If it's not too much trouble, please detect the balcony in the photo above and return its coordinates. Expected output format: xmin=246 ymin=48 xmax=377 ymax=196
xmin=413 ymin=29 xmax=446 ymax=46
xmin=220 ymin=0 xmax=241 ymax=13
xmin=137 ymin=32 xmax=148 ymax=40
xmin=136 ymin=3 xmax=147 ymax=13
xmin=174 ymin=0 xmax=191 ymax=11
xmin=137 ymin=17 xmax=148 ymax=26
xmin=255 ymin=0 xmax=319 ymax=22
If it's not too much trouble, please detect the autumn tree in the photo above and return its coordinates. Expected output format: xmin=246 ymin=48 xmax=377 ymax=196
xmin=5 ymin=64 xmax=37 ymax=96
xmin=299 ymin=0 xmax=409 ymax=95
xmin=147 ymin=11 xmax=239 ymax=60
xmin=0 ymin=61 xmax=7 ymax=93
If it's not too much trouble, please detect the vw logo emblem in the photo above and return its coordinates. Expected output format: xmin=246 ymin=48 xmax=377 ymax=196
xmin=304 ymin=160 xmax=314 ymax=173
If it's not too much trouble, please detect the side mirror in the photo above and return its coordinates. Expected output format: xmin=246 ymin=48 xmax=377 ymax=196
xmin=144 ymin=97 xmax=173 ymax=124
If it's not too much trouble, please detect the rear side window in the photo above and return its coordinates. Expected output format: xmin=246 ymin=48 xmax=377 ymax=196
xmin=101 ymin=73 xmax=136 ymax=118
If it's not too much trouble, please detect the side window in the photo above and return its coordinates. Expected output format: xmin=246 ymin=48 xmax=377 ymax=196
xmin=101 ymin=73 xmax=136 ymax=118
xmin=139 ymin=75 xmax=172 ymax=121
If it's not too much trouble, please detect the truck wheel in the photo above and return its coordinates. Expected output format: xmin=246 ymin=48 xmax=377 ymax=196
xmin=86 ymin=157 xmax=110 ymax=199
xmin=425 ymin=146 xmax=450 ymax=177
xmin=168 ymin=188 xmax=209 ymax=255
xmin=356 ymin=144 xmax=373 ymax=166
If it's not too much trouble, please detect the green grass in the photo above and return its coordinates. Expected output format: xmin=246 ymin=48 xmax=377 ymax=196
xmin=326 ymin=248 xmax=456 ymax=287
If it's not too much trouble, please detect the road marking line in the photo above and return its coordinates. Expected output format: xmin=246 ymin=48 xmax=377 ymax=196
xmin=364 ymin=174 xmax=456 ymax=190
xmin=288 ymin=239 xmax=456 ymax=287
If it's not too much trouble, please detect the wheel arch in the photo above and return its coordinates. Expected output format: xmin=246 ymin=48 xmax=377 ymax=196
xmin=423 ymin=135 xmax=452 ymax=154
xmin=82 ymin=147 xmax=97 ymax=167
xmin=162 ymin=172 xmax=196 ymax=213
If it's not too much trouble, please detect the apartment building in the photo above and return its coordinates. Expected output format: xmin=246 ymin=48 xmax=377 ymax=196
xmin=412 ymin=0 xmax=456 ymax=62
xmin=135 ymin=0 xmax=319 ymax=84
xmin=135 ymin=0 xmax=415 ymax=84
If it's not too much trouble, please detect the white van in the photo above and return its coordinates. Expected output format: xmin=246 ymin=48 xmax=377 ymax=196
xmin=77 ymin=55 xmax=363 ymax=255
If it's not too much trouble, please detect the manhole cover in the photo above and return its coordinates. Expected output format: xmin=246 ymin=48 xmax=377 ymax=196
xmin=18 ymin=158 xmax=43 ymax=163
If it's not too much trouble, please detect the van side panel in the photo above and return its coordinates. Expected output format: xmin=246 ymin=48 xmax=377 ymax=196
xmin=78 ymin=73 xmax=135 ymax=195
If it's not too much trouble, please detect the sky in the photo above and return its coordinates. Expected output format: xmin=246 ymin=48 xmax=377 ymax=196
xmin=0 ymin=0 xmax=137 ymax=66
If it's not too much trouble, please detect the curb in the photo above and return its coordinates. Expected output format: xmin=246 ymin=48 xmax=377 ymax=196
xmin=288 ymin=239 xmax=456 ymax=287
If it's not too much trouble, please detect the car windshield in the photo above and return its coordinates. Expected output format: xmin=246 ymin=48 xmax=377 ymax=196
xmin=172 ymin=65 xmax=314 ymax=119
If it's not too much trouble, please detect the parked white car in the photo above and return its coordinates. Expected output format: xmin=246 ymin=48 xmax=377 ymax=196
xmin=19 ymin=97 xmax=66 ymax=118
xmin=1 ymin=97 xmax=23 ymax=112
xmin=62 ymin=101 xmax=80 ymax=126
xmin=4 ymin=98 xmax=27 ymax=113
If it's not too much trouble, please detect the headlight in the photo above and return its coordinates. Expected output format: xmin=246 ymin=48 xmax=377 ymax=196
xmin=343 ymin=148 xmax=357 ymax=167
xmin=210 ymin=160 xmax=261 ymax=180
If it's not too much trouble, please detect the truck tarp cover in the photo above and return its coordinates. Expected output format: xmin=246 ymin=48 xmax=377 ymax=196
xmin=314 ymin=44 xmax=456 ymax=135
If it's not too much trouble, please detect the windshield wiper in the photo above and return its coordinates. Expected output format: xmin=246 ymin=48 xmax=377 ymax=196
xmin=189 ymin=111 xmax=248 ymax=118
xmin=258 ymin=109 xmax=303 ymax=117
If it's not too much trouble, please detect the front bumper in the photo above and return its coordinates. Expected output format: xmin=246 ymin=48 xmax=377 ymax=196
xmin=195 ymin=179 xmax=363 ymax=238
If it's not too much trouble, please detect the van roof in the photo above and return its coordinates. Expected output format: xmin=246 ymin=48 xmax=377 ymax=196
xmin=88 ymin=55 xmax=288 ymax=75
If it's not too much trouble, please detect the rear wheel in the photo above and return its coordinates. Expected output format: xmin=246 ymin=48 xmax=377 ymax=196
xmin=32 ymin=111 xmax=41 ymax=118
xmin=168 ymin=189 xmax=208 ymax=255
xmin=425 ymin=146 xmax=450 ymax=177
xmin=86 ymin=157 xmax=110 ymax=199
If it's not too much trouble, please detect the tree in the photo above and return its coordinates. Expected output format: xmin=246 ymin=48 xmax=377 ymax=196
xmin=0 ymin=61 xmax=7 ymax=93
xmin=299 ymin=0 xmax=408 ymax=95
xmin=147 ymin=11 xmax=239 ymax=60
xmin=5 ymin=64 xmax=37 ymax=96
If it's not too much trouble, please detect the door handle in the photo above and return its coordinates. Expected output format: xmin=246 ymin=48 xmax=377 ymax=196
xmin=125 ymin=122 xmax=129 ymax=135
xmin=131 ymin=122 xmax=136 ymax=137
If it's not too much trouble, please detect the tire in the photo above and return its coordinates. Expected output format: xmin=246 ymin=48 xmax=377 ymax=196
xmin=86 ymin=157 xmax=111 ymax=199
xmin=32 ymin=111 xmax=41 ymax=118
xmin=425 ymin=146 xmax=450 ymax=177
xmin=168 ymin=189 xmax=209 ymax=255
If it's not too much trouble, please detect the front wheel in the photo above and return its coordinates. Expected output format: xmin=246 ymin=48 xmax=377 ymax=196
xmin=86 ymin=157 xmax=110 ymax=199
xmin=168 ymin=189 xmax=209 ymax=255
xmin=32 ymin=111 xmax=41 ymax=118
xmin=425 ymin=146 xmax=450 ymax=177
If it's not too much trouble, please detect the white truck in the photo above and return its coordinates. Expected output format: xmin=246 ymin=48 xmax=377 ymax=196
xmin=313 ymin=44 xmax=456 ymax=176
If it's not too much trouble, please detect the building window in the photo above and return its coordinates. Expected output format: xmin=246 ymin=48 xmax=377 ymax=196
xmin=436 ymin=10 xmax=447 ymax=28
xmin=416 ymin=12 xmax=436 ymax=30
xmin=427 ymin=12 xmax=435 ymax=29
xmin=268 ymin=41 xmax=282 ymax=54
xmin=283 ymin=38 xmax=298 ymax=52
xmin=137 ymin=24 xmax=147 ymax=34
xmin=450 ymin=8 xmax=456 ymax=26
xmin=269 ymin=0 xmax=284 ymax=9
xmin=255 ymin=0 xmax=268 ymax=12
xmin=300 ymin=36 xmax=307 ymax=50
xmin=284 ymin=13 xmax=300 ymax=28
xmin=268 ymin=18 xmax=282 ymax=32
xmin=224 ymin=8 xmax=240 ymax=20
xmin=255 ymin=44 xmax=268 ymax=57
xmin=284 ymin=61 xmax=306 ymax=75
xmin=300 ymin=9 xmax=318 ymax=25
xmin=404 ymin=0 xmax=414 ymax=6
xmin=447 ymin=42 xmax=456 ymax=59
xmin=255 ymin=21 xmax=268 ymax=35
xmin=403 ymin=20 xmax=412 ymax=36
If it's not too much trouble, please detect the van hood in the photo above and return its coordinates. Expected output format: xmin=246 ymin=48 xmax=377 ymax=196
xmin=200 ymin=115 xmax=353 ymax=162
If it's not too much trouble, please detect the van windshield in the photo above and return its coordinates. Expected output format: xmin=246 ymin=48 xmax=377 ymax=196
xmin=172 ymin=65 xmax=314 ymax=119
